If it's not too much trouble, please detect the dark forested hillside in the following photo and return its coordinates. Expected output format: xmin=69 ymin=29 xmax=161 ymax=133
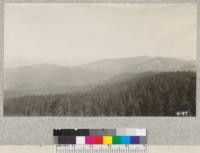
xmin=4 ymin=71 xmax=196 ymax=116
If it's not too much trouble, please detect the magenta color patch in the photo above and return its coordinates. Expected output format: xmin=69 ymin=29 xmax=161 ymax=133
xmin=85 ymin=136 xmax=94 ymax=144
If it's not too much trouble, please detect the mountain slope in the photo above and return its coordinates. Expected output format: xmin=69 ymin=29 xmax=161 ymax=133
xmin=4 ymin=63 xmax=110 ymax=90
xmin=4 ymin=56 xmax=196 ymax=99
xmin=4 ymin=71 xmax=196 ymax=116
xmin=78 ymin=56 xmax=195 ymax=74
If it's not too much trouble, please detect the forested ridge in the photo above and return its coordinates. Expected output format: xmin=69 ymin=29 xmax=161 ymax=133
xmin=4 ymin=71 xmax=196 ymax=116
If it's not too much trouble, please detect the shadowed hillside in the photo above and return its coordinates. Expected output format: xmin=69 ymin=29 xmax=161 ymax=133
xmin=4 ymin=56 xmax=195 ymax=99
xmin=4 ymin=71 xmax=196 ymax=116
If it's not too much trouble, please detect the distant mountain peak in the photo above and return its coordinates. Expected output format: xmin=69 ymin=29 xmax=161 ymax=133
xmin=4 ymin=56 xmax=196 ymax=99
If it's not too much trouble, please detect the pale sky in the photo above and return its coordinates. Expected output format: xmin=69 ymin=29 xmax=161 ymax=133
xmin=5 ymin=3 xmax=197 ymax=68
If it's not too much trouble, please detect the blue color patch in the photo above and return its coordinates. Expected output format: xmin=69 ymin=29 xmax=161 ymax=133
xmin=121 ymin=136 xmax=131 ymax=144
xmin=131 ymin=136 xmax=140 ymax=144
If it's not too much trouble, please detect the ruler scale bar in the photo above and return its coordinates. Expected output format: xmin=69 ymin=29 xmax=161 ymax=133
xmin=55 ymin=145 xmax=147 ymax=153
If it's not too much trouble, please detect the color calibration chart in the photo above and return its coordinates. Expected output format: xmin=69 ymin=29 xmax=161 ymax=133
xmin=53 ymin=129 xmax=147 ymax=153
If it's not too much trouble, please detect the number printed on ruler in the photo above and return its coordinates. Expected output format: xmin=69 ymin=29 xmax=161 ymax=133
xmin=54 ymin=144 xmax=147 ymax=153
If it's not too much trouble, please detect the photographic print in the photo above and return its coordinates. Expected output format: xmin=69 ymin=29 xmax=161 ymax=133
xmin=4 ymin=4 xmax=196 ymax=116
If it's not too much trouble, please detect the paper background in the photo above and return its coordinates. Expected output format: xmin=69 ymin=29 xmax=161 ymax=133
xmin=0 ymin=0 xmax=199 ymax=145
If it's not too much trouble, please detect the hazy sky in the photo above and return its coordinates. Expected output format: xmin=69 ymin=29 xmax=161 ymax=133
xmin=5 ymin=3 xmax=197 ymax=67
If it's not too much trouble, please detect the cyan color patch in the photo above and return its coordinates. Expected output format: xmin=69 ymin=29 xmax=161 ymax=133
xmin=121 ymin=136 xmax=131 ymax=144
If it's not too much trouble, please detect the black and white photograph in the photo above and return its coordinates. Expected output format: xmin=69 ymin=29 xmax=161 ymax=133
xmin=4 ymin=4 xmax=196 ymax=116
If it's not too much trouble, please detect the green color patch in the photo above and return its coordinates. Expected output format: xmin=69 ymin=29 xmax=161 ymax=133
xmin=112 ymin=136 xmax=121 ymax=144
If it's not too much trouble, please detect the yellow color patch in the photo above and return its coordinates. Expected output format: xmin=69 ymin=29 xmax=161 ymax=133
xmin=103 ymin=136 xmax=112 ymax=144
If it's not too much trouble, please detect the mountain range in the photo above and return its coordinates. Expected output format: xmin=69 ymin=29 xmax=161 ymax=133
xmin=4 ymin=56 xmax=196 ymax=99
